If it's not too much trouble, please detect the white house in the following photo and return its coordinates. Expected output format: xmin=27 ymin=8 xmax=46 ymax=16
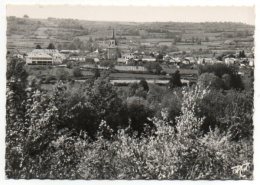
xmin=184 ymin=57 xmax=196 ymax=64
xmin=197 ymin=58 xmax=214 ymax=65
xmin=142 ymin=56 xmax=156 ymax=62
xmin=68 ymin=56 xmax=86 ymax=62
xmin=158 ymin=41 xmax=172 ymax=47
xmin=225 ymin=58 xmax=236 ymax=65
xmin=60 ymin=50 xmax=80 ymax=54
xmin=169 ymin=57 xmax=181 ymax=64
xmin=248 ymin=58 xmax=254 ymax=67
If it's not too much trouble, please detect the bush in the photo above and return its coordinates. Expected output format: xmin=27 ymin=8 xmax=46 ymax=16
xmin=77 ymin=86 xmax=253 ymax=179
xmin=56 ymin=69 xmax=70 ymax=81
xmin=196 ymin=88 xmax=253 ymax=140
xmin=197 ymin=73 xmax=224 ymax=90
xmin=73 ymin=67 xmax=83 ymax=77
xmin=198 ymin=64 xmax=243 ymax=90
xmin=168 ymin=70 xmax=182 ymax=89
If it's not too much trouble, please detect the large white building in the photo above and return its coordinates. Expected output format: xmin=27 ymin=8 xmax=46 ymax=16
xmin=26 ymin=52 xmax=53 ymax=65
xmin=26 ymin=49 xmax=65 ymax=65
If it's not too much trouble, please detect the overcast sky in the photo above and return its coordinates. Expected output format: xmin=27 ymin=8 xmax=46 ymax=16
xmin=6 ymin=5 xmax=255 ymax=25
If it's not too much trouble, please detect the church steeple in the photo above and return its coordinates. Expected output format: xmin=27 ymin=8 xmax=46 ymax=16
xmin=112 ymin=29 xmax=115 ymax=39
xmin=110 ymin=28 xmax=117 ymax=46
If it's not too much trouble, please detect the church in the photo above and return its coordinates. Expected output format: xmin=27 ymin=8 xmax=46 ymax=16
xmin=107 ymin=29 xmax=119 ymax=60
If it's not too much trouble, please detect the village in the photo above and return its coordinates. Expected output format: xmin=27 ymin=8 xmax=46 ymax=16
xmin=7 ymin=27 xmax=254 ymax=88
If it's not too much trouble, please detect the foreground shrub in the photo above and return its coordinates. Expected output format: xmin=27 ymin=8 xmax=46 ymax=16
xmin=77 ymin=86 xmax=253 ymax=179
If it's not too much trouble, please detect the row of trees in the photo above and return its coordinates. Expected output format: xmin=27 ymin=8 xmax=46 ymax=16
xmin=36 ymin=43 xmax=55 ymax=50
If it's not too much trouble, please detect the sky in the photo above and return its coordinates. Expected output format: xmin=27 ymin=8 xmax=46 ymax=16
xmin=6 ymin=5 xmax=255 ymax=25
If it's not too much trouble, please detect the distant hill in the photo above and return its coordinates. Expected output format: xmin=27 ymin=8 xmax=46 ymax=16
xmin=6 ymin=16 xmax=254 ymax=53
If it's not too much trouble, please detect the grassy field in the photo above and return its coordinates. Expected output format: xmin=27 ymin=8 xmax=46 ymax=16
xmin=175 ymin=44 xmax=208 ymax=50
xmin=161 ymin=65 xmax=198 ymax=75
xmin=26 ymin=66 xmax=74 ymax=77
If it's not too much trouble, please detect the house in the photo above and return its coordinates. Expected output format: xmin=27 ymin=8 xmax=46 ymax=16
xmin=13 ymin=53 xmax=24 ymax=59
xmin=169 ymin=57 xmax=181 ymax=64
xmin=158 ymin=41 xmax=172 ymax=47
xmin=117 ymin=53 xmax=135 ymax=64
xmin=51 ymin=51 xmax=66 ymax=64
xmin=225 ymin=58 xmax=236 ymax=65
xmin=68 ymin=56 xmax=86 ymax=62
xmin=60 ymin=50 xmax=80 ymax=54
xmin=248 ymin=58 xmax=254 ymax=67
xmin=184 ymin=57 xmax=196 ymax=64
xmin=87 ymin=50 xmax=100 ymax=59
xmin=133 ymin=52 xmax=143 ymax=61
xmin=197 ymin=58 xmax=214 ymax=65
xmin=140 ymin=42 xmax=152 ymax=47
xmin=182 ymin=58 xmax=190 ymax=65
xmin=123 ymin=53 xmax=134 ymax=60
xmin=142 ymin=55 xmax=156 ymax=62
xmin=163 ymin=55 xmax=171 ymax=62
xmin=117 ymin=58 xmax=128 ymax=64
xmin=94 ymin=58 xmax=100 ymax=63
xmin=114 ymin=65 xmax=147 ymax=72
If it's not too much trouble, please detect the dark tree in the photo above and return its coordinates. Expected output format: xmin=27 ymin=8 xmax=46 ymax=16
xmin=127 ymin=97 xmax=154 ymax=136
xmin=222 ymin=73 xmax=232 ymax=90
xmin=156 ymin=53 xmax=164 ymax=61
xmin=36 ymin=44 xmax=42 ymax=49
xmin=93 ymin=67 xmax=100 ymax=79
xmin=168 ymin=70 xmax=182 ymax=89
xmin=197 ymin=73 xmax=224 ymax=90
xmin=47 ymin=43 xmax=56 ymax=49
xmin=198 ymin=63 xmax=244 ymax=90
xmin=128 ymin=83 xmax=139 ymax=97
xmin=139 ymin=78 xmax=149 ymax=92
xmin=238 ymin=50 xmax=246 ymax=58
xmin=73 ymin=67 xmax=83 ymax=77
xmin=57 ymin=69 xmax=70 ymax=81
xmin=145 ymin=62 xmax=162 ymax=75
